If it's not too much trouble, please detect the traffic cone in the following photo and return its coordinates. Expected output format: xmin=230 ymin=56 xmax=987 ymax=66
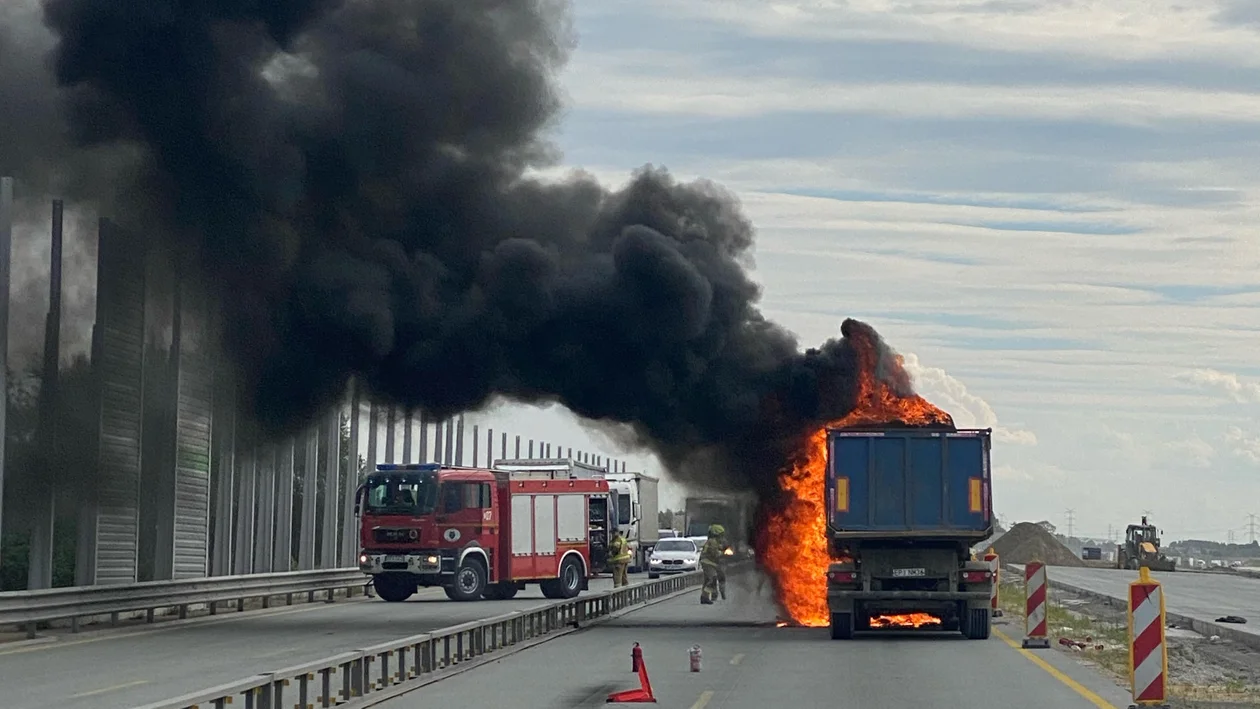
xmin=607 ymin=643 xmax=656 ymax=703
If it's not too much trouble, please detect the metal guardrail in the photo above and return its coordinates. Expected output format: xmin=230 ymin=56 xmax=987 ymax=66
xmin=0 ymin=568 xmax=366 ymax=637
xmin=129 ymin=569 xmax=708 ymax=709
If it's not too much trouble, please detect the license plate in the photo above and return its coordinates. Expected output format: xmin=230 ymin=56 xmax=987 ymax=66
xmin=892 ymin=567 xmax=926 ymax=578
xmin=385 ymin=555 xmax=407 ymax=564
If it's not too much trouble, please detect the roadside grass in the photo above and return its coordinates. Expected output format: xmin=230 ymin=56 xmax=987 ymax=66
xmin=996 ymin=575 xmax=1260 ymax=705
xmin=995 ymin=577 xmax=1128 ymax=678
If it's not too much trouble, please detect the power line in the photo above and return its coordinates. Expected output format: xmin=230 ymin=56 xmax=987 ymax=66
xmin=1247 ymin=514 xmax=1258 ymax=544
xmin=1065 ymin=509 xmax=1076 ymax=539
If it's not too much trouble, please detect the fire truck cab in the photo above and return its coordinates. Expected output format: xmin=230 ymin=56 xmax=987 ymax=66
xmin=356 ymin=462 xmax=611 ymax=603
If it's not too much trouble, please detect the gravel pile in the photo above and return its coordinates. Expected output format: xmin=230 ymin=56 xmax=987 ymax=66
xmin=991 ymin=522 xmax=1085 ymax=567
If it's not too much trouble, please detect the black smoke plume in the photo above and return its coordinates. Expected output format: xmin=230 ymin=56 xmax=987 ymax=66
xmin=0 ymin=0 xmax=906 ymax=496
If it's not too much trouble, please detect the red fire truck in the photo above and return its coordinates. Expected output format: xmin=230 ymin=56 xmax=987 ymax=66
xmin=355 ymin=462 xmax=613 ymax=602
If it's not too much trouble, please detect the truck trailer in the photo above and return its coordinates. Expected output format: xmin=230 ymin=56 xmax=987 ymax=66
xmin=356 ymin=462 xmax=611 ymax=603
xmin=683 ymin=493 xmax=755 ymax=555
xmin=825 ymin=428 xmax=995 ymax=640
xmin=605 ymin=471 xmax=661 ymax=572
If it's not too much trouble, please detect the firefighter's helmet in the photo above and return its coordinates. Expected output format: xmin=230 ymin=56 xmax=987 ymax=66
xmin=708 ymin=524 xmax=726 ymax=537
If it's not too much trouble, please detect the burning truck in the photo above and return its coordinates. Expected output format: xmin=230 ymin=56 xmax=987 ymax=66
xmin=761 ymin=320 xmax=995 ymax=639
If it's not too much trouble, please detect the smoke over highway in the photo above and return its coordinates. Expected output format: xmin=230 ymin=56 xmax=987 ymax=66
xmin=0 ymin=0 xmax=895 ymax=495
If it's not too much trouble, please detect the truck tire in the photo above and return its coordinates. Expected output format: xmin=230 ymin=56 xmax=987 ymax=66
xmin=541 ymin=557 xmax=583 ymax=599
xmin=829 ymin=612 xmax=854 ymax=640
xmin=481 ymin=583 xmax=519 ymax=600
xmin=963 ymin=608 xmax=991 ymax=640
xmin=373 ymin=574 xmax=415 ymax=603
xmin=445 ymin=558 xmax=487 ymax=602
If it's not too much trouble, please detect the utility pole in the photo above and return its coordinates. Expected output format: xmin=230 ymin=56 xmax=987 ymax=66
xmin=1247 ymin=514 xmax=1257 ymax=544
xmin=1065 ymin=509 xmax=1076 ymax=539
xmin=1107 ymin=524 xmax=1113 ymax=544
xmin=1228 ymin=529 xmax=1235 ymax=545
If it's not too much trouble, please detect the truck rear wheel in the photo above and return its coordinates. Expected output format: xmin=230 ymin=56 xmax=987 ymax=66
xmin=962 ymin=608 xmax=991 ymax=640
xmin=829 ymin=612 xmax=854 ymax=640
xmin=445 ymin=558 xmax=487 ymax=602
xmin=373 ymin=574 xmax=415 ymax=603
xmin=854 ymin=605 xmax=871 ymax=632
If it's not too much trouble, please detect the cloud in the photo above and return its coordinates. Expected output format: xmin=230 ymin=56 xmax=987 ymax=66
xmin=564 ymin=63 xmax=1260 ymax=125
xmin=1176 ymin=369 xmax=1260 ymax=403
xmin=625 ymin=0 xmax=1260 ymax=64
xmin=1224 ymin=427 xmax=1260 ymax=464
xmin=902 ymin=352 xmax=1036 ymax=445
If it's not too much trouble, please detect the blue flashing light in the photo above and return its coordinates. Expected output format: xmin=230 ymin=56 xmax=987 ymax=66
xmin=375 ymin=463 xmax=442 ymax=472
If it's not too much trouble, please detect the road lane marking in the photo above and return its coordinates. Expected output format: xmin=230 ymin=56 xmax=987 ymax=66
xmin=730 ymin=653 xmax=745 ymax=665
xmin=993 ymin=628 xmax=1117 ymax=709
xmin=690 ymin=690 xmax=714 ymax=709
xmin=69 ymin=679 xmax=149 ymax=698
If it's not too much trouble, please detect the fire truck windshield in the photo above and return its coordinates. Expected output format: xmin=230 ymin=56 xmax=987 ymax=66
xmin=363 ymin=474 xmax=439 ymax=516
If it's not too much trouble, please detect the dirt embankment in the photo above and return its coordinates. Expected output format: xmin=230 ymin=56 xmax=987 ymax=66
xmin=990 ymin=522 xmax=1085 ymax=567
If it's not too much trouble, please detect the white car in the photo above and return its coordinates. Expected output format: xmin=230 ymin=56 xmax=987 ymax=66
xmin=648 ymin=538 xmax=700 ymax=579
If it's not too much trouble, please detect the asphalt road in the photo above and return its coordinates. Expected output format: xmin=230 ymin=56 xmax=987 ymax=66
xmin=376 ymin=574 xmax=1134 ymax=709
xmin=1027 ymin=565 xmax=1260 ymax=640
xmin=0 ymin=572 xmax=649 ymax=709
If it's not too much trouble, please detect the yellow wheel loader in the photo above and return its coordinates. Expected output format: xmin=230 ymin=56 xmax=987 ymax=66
xmin=1116 ymin=516 xmax=1176 ymax=572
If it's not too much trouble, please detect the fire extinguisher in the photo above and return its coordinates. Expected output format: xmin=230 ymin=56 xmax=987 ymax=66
xmin=689 ymin=645 xmax=702 ymax=672
xmin=631 ymin=642 xmax=642 ymax=673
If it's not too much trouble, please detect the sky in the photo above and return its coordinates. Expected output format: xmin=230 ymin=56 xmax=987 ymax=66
xmin=6 ymin=1 xmax=1259 ymax=544
xmin=453 ymin=0 xmax=1260 ymax=543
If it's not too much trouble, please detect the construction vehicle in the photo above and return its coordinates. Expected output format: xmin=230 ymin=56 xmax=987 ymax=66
xmin=825 ymin=428 xmax=996 ymax=640
xmin=355 ymin=462 xmax=611 ymax=602
xmin=1116 ymin=516 xmax=1175 ymax=571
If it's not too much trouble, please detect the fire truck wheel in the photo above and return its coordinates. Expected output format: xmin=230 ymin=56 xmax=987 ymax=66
xmin=373 ymin=575 xmax=415 ymax=603
xmin=541 ymin=557 xmax=583 ymax=599
xmin=447 ymin=558 xmax=488 ymax=602
xmin=482 ymin=583 xmax=519 ymax=600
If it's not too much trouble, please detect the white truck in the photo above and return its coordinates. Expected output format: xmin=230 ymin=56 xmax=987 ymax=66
xmin=606 ymin=471 xmax=660 ymax=573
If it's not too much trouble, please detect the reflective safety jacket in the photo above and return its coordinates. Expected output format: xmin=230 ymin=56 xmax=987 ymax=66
xmin=700 ymin=538 xmax=725 ymax=568
xmin=609 ymin=535 xmax=633 ymax=564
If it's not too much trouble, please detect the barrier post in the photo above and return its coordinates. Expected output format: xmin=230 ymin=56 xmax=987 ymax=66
xmin=1021 ymin=561 xmax=1049 ymax=649
xmin=983 ymin=547 xmax=1002 ymax=618
xmin=1127 ymin=567 xmax=1169 ymax=708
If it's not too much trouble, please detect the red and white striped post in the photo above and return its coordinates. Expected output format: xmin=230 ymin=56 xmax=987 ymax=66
xmin=1022 ymin=561 xmax=1050 ymax=649
xmin=1128 ymin=567 xmax=1169 ymax=708
xmin=983 ymin=547 xmax=1002 ymax=618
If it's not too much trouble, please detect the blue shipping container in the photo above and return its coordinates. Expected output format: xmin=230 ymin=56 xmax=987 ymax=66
xmin=826 ymin=428 xmax=992 ymax=536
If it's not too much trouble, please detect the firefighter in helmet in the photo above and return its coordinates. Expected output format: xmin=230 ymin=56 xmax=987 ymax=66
xmin=609 ymin=529 xmax=632 ymax=588
xmin=699 ymin=524 xmax=727 ymax=604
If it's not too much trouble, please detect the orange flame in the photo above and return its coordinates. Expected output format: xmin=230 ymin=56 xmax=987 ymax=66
xmin=761 ymin=323 xmax=953 ymax=627
xmin=870 ymin=613 xmax=942 ymax=629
